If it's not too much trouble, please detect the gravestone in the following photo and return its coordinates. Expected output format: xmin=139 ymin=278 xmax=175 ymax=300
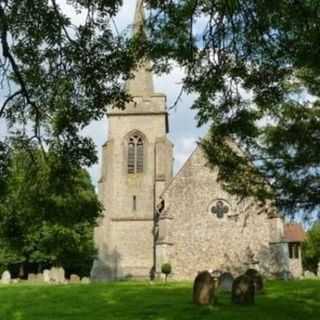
xmin=81 ymin=277 xmax=91 ymax=284
xmin=193 ymin=271 xmax=216 ymax=305
xmin=70 ymin=274 xmax=80 ymax=284
xmin=304 ymin=271 xmax=317 ymax=279
xmin=50 ymin=267 xmax=65 ymax=283
xmin=28 ymin=273 xmax=36 ymax=282
xmin=317 ymin=262 xmax=320 ymax=276
xmin=218 ymin=272 xmax=234 ymax=292
xmin=232 ymin=274 xmax=255 ymax=305
xmin=49 ymin=267 xmax=58 ymax=282
xmin=36 ymin=273 xmax=44 ymax=283
xmin=57 ymin=267 xmax=65 ymax=283
xmin=1 ymin=270 xmax=11 ymax=285
xmin=43 ymin=269 xmax=50 ymax=283
xmin=245 ymin=269 xmax=264 ymax=293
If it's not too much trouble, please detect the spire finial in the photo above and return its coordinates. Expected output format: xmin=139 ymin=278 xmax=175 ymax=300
xmin=133 ymin=0 xmax=145 ymax=34
xmin=126 ymin=0 xmax=154 ymax=97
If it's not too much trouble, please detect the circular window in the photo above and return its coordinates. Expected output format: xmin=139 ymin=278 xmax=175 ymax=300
xmin=210 ymin=200 xmax=229 ymax=219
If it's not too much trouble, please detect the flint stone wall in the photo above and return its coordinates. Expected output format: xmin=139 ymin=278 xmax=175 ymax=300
xmin=157 ymin=146 xmax=286 ymax=280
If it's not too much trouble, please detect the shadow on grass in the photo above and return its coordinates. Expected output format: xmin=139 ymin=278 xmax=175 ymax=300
xmin=0 ymin=280 xmax=319 ymax=320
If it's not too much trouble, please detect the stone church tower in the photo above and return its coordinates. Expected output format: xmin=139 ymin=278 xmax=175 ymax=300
xmin=91 ymin=0 xmax=173 ymax=280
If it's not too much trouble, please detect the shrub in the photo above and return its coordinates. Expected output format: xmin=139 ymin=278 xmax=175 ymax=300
xmin=161 ymin=263 xmax=172 ymax=282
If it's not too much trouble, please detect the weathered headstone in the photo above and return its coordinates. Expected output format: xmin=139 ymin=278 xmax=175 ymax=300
xmin=43 ymin=269 xmax=50 ymax=283
xmin=193 ymin=271 xmax=216 ymax=305
xmin=36 ymin=273 xmax=44 ymax=283
xmin=28 ymin=273 xmax=36 ymax=282
xmin=1 ymin=270 xmax=11 ymax=285
xmin=218 ymin=272 xmax=234 ymax=292
xmin=317 ymin=262 xmax=320 ymax=276
xmin=70 ymin=274 xmax=80 ymax=284
xmin=12 ymin=279 xmax=20 ymax=284
xmin=50 ymin=267 xmax=58 ymax=282
xmin=58 ymin=267 xmax=65 ymax=283
xmin=81 ymin=277 xmax=91 ymax=284
xmin=232 ymin=274 xmax=255 ymax=305
xmin=50 ymin=267 xmax=65 ymax=283
xmin=245 ymin=269 xmax=264 ymax=293
xmin=304 ymin=270 xmax=317 ymax=279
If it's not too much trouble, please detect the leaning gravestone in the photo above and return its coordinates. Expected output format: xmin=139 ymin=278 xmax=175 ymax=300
xmin=232 ymin=274 xmax=255 ymax=305
xmin=218 ymin=272 xmax=234 ymax=292
xmin=193 ymin=271 xmax=216 ymax=305
xmin=70 ymin=274 xmax=80 ymax=284
xmin=1 ymin=270 xmax=11 ymax=285
xmin=245 ymin=269 xmax=264 ymax=293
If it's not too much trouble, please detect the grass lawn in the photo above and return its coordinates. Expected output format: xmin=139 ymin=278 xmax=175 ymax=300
xmin=0 ymin=280 xmax=319 ymax=320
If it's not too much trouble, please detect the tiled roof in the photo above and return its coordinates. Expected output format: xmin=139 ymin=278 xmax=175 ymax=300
xmin=284 ymin=224 xmax=306 ymax=242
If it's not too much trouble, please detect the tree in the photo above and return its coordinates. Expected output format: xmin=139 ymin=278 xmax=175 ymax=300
xmin=303 ymin=222 xmax=320 ymax=274
xmin=140 ymin=0 xmax=320 ymax=218
xmin=0 ymin=0 xmax=137 ymax=172
xmin=0 ymin=146 xmax=102 ymax=276
xmin=2 ymin=0 xmax=320 ymax=219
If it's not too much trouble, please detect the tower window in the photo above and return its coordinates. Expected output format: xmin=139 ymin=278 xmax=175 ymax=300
xmin=128 ymin=134 xmax=144 ymax=174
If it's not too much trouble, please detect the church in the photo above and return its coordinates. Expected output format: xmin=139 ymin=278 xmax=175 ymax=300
xmin=91 ymin=0 xmax=304 ymax=281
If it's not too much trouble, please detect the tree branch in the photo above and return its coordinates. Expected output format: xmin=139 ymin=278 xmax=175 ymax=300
xmin=0 ymin=90 xmax=22 ymax=117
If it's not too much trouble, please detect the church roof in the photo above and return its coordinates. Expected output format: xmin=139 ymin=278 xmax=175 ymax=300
xmin=283 ymin=224 xmax=306 ymax=243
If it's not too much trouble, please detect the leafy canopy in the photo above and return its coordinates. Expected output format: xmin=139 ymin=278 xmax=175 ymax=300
xmin=0 ymin=0 xmax=137 ymax=173
xmin=303 ymin=222 xmax=320 ymax=274
xmin=140 ymin=0 xmax=320 ymax=218
xmin=0 ymin=145 xmax=102 ymax=274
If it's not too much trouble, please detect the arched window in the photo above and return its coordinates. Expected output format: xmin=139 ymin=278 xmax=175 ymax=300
xmin=128 ymin=134 xmax=144 ymax=174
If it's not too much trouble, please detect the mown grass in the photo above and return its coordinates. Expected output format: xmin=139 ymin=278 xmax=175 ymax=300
xmin=0 ymin=280 xmax=319 ymax=320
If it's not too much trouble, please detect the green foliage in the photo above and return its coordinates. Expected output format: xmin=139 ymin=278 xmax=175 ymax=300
xmin=0 ymin=281 xmax=319 ymax=319
xmin=161 ymin=262 xmax=172 ymax=282
xmin=141 ymin=0 xmax=320 ymax=218
xmin=0 ymin=0 xmax=136 ymax=173
xmin=161 ymin=263 xmax=172 ymax=275
xmin=303 ymin=222 xmax=320 ymax=274
xmin=0 ymin=146 xmax=102 ymax=275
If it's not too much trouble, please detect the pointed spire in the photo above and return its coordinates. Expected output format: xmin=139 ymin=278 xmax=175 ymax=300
xmin=126 ymin=0 xmax=154 ymax=97
xmin=133 ymin=0 xmax=145 ymax=34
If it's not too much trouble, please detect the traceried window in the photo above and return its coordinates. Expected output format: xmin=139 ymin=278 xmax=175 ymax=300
xmin=128 ymin=134 xmax=144 ymax=174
